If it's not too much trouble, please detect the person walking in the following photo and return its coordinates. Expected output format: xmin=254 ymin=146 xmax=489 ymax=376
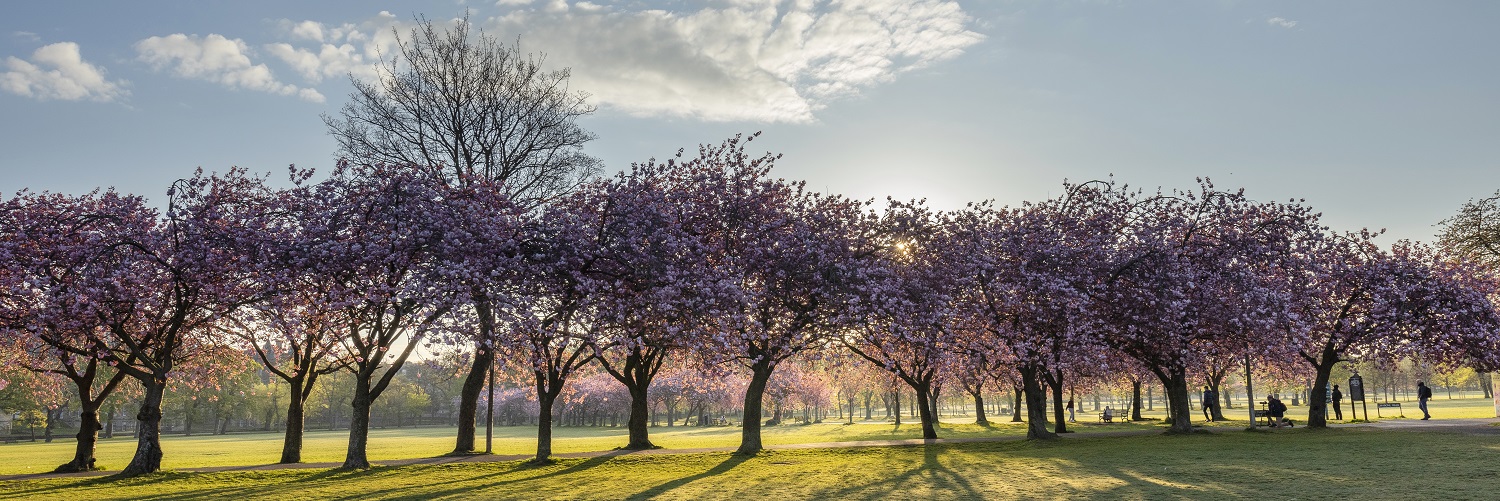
xmin=1331 ymin=384 xmax=1343 ymax=420
xmin=1201 ymin=386 xmax=1214 ymax=422
xmin=1417 ymin=381 xmax=1433 ymax=420
xmin=1066 ymin=398 xmax=1076 ymax=423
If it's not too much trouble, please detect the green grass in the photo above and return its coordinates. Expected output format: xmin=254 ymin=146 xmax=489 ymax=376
xmin=2 ymin=426 xmax=1497 ymax=500
xmin=0 ymin=420 xmax=1044 ymax=475
xmin=2 ymin=395 xmax=1490 ymax=476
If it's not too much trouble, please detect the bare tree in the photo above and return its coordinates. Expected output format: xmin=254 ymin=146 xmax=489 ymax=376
xmin=1440 ymin=190 xmax=1500 ymax=269
xmin=325 ymin=15 xmax=600 ymax=205
xmin=324 ymin=15 xmax=602 ymax=456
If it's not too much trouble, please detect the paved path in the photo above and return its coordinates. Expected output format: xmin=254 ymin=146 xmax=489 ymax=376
xmin=4 ymin=418 xmax=1495 ymax=482
xmin=1335 ymin=416 xmax=1500 ymax=431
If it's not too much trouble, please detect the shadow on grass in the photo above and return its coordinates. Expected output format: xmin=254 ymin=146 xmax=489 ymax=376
xmin=628 ymin=453 xmax=751 ymax=499
xmin=139 ymin=467 xmax=389 ymax=501
xmin=815 ymin=443 xmax=983 ymax=499
xmin=323 ymin=451 xmax=634 ymax=500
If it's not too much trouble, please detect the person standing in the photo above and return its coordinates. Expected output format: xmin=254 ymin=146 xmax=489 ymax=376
xmin=1331 ymin=385 xmax=1344 ymax=420
xmin=1418 ymin=381 xmax=1433 ymax=420
xmin=1201 ymin=386 xmax=1214 ymax=421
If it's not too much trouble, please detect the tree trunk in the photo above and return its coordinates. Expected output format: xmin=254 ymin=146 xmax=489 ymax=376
xmin=1011 ymin=386 xmax=1023 ymax=422
xmin=56 ymin=406 xmax=102 ymax=472
xmin=452 ymin=343 xmax=491 ymax=455
xmin=737 ymin=362 xmax=773 ymax=455
xmin=624 ymin=382 xmax=654 ymax=449
xmin=183 ymin=398 xmax=198 ymax=436
xmin=1131 ymin=379 xmax=1145 ymax=421
xmin=119 ymin=378 xmax=166 ymax=477
xmin=43 ymin=407 xmax=61 ymax=443
xmin=1209 ymin=373 xmax=1228 ymax=420
xmin=1019 ymin=365 xmax=1057 ymax=440
xmin=971 ymin=389 xmax=988 ymax=425
xmin=891 ymin=390 xmax=902 ymax=426
xmin=928 ymin=384 xmax=942 ymax=422
xmin=103 ymin=406 xmax=115 ymax=439
xmin=341 ymin=377 xmax=374 ymax=469
xmin=534 ymin=390 xmax=558 ymax=463
xmin=1048 ymin=372 xmax=1068 ymax=433
xmin=1482 ymin=373 xmax=1494 ymax=399
xmin=1306 ymin=359 xmax=1337 ymax=429
xmin=1156 ymin=367 xmax=1194 ymax=433
xmin=281 ymin=385 xmax=308 ymax=464
xmin=863 ymin=392 xmax=873 ymax=420
xmin=914 ymin=384 xmax=938 ymax=439
xmin=453 ymin=294 xmax=500 ymax=455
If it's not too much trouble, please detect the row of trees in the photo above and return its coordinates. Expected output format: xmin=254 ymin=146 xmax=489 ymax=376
xmin=7 ymin=337 xmax=1488 ymax=443
xmin=6 ymin=133 xmax=1500 ymax=476
xmin=5 ymin=15 xmax=1500 ymax=480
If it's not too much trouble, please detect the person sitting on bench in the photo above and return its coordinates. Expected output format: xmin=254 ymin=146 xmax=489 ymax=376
xmin=1102 ymin=406 xmax=1114 ymax=423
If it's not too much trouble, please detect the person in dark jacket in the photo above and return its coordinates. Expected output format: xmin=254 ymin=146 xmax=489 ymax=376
xmin=1331 ymin=385 xmax=1343 ymax=420
xmin=1201 ymin=386 xmax=1214 ymax=421
xmin=1268 ymin=396 xmax=1292 ymax=428
xmin=1418 ymin=381 xmax=1433 ymax=420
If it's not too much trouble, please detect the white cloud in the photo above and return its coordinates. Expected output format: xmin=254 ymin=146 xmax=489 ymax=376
xmin=12 ymin=31 xmax=40 ymax=42
xmin=266 ymin=14 xmax=410 ymax=88
xmin=265 ymin=41 xmax=378 ymax=83
xmin=1267 ymin=17 xmax=1297 ymax=29
xmin=265 ymin=1 xmax=980 ymax=122
xmin=135 ymin=33 xmax=324 ymax=102
xmin=288 ymin=20 xmax=326 ymax=42
xmin=485 ymin=0 xmax=984 ymax=123
xmin=1 ymin=42 xmax=127 ymax=102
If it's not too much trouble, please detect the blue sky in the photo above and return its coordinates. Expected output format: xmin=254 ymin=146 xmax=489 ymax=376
xmin=3 ymin=0 xmax=1497 ymax=243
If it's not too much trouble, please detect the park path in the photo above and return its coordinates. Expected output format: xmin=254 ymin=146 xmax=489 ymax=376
xmin=3 ymin=417 xmax=1494 ymax=482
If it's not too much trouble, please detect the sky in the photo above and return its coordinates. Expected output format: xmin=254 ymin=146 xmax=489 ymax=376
xmin=2 ymin=0 xmax=1498 ymax=243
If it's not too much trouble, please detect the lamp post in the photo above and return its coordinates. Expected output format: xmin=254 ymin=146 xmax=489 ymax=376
xmin=1244 ymin=345 xmax=1256 ymax=429
xmin=485 ymin=346 xmax=495 ymax=454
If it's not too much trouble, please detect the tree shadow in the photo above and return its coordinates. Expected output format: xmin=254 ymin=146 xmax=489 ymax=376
xmin=817 ymin=444 xmax=983 ymax=499
xmin=628 ymin=453 xmax=751 ymax=499
xmin=335 ymin=451 xmax=633 ymax=500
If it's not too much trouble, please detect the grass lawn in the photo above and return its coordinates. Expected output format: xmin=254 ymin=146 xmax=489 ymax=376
xmin=2 ymin=425 xmax=1497 ymax=500
xmin=0 ymin=395 xmax=1491 ymax=476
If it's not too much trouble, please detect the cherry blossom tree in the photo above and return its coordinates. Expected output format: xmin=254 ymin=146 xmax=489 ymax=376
xmin=0 ymin=190 xmax=143 ymax=471
xmin=490 ymin=189 xmax=607 ymax=464
xmin=420 ymin=176 xmax=530 ymax=456
xmin=1285 ymin=234 xmax=1500 ymax=428
xmin=299 ymin=162 xmax=469 ymax=469
xmin=674 ymin=134 xmax=879 ymax=454
xmin=1098 ymin=181 xmax=1315 ymax=433
xmin=950 ymin=181 xmax=1124 ymax=439
xmin=569 ymin=161 xmax=720 ymax=450
xmin=208 ymin=166 xmax=359 ymax=463
xmin=64 ymin=168 xmax=281 ymax=476
xmin=844 ymin=200 xmax=956 ymax=439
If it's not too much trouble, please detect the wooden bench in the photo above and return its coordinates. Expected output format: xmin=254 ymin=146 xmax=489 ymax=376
xmin=1097 ymin=412 xmax=1115 ymax=423
xmin=1 ymin=436 xmax=17 ymax=444
xmin=1252 ymin=409 xmax=1273 ymax=426
xmin=1376 ymin=402 xmax=1404 ymax=418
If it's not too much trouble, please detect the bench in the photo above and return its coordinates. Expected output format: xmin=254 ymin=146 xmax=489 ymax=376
xmin=1376 ymin=402 xmax=1404 ymax=418
xmin=1097 ymin=412 xmax=1115 ymax=423
xmin=1252 ymin=409 xmax=1273 ymax=426
xmin=1 ymin=436 xmax=16 ymax=444
xmin=1255 ymin=402 xmax=1289 ymax=427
